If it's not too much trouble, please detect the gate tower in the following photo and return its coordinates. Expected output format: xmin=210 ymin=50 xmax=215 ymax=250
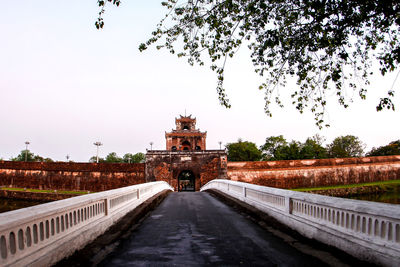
xmin=145 ymin=115 xmax=227 ymax=191
xmin=165 ymin=115 xmax=207 ymax=151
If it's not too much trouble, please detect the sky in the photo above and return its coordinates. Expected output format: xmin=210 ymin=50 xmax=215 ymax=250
xmin=0 ymin=1 xmax=399 ymax=162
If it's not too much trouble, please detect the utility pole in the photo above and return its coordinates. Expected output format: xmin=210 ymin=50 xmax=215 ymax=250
xmin=24 ymin=141 xmax=30 ymax=162
xmin=219 ymin=141 xmax=222 ymax=150
xmin=150 ymin=142 xmax=153 ymax=151
xmin=93 ymin=141 xmax=103 ymax=163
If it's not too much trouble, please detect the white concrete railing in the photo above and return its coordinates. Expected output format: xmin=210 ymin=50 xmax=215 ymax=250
xmin=201 ymin=179 xmax=400 ymax=266
xmin=0 ymin=181 xmax=173 ymax=267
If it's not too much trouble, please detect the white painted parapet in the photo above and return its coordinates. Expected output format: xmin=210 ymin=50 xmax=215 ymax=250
xmin=201 ymin=179 xmax=400 ymax=266
xmin=0 ymin=181 xmax=173 ymax=267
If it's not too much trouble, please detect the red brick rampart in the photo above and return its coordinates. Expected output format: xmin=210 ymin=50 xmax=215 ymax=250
xmin=1 ymin=155 xmax=400 ymax=193
xmin=227 ymin=155 xmax=400 ymax=189
xmin=0 ymin=161 xmax=145 ymax=192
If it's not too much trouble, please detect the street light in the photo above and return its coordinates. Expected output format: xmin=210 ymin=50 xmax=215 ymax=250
xmin=218 ymin=141 xmax=222 ymax=150
xmin=24 ymin=141 xmax=30 ymax=162
xmin=150 ymin=142 xmax=153 ymax=151
xmin=93 ymin=141 xmax=103 ymax=163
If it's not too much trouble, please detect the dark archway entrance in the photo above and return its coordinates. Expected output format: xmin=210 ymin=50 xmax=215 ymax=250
xmin=178 ymin=170 xmax=195 ymax=192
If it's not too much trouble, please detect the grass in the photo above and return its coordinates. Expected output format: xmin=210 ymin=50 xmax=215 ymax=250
xmin=0 ymin=187 xmax=90 ymax=195
xmin=292 ymin=179 xmax=400 ymax=192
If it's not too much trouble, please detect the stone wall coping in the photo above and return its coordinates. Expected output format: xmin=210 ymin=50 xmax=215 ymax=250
xmin=227 ymin=155 xmax=400 ymax=170
xmin=0 ymin=161 xmax=145 ymax=172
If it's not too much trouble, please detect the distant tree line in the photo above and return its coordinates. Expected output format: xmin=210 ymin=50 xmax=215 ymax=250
xmin=89 ymin=152 xmax=145 ymax=163
xmin=226 ymin=136 xmax=400 ymax=162
xmin=6 ymin=138 xmax=399 ymax=163
xmin=8 ymin=150 xmax=145 ymax=163
xmin=11 ymin=150 xmax=54 ymax=162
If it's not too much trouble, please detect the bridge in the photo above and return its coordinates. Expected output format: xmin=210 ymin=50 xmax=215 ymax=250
xmin=0 ymin=180 xmax=399 ymax=266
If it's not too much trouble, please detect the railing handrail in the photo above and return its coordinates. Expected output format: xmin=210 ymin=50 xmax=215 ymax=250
xmin=0 ymin=181 xmax=173 ymax=266
xmin=201 ymin=179 xmax=400 ymax=218
xmin=0 ymin=182 xmax=169 ymax=229
xmin=200 ymin=179 xmax=400 ymax=266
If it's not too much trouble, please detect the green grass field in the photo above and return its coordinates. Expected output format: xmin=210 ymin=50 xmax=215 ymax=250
xmin=0 ymin=187 xmax=89 ymax=195
xmin=292 ymin=180 xmax=400 ymax=192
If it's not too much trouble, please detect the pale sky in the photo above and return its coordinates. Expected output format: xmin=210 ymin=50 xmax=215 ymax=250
xmin=0 ymin=1 xmax=399 ymax=162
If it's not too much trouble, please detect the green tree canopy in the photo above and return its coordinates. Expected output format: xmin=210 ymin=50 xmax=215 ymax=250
xmin=299 ymin=136 xmax=328 ymax=159
xmin=367 ymin=140 xmax=400 ymax=156
xmin=89 ymin=156 xmax=105 ymax=163
xmin=260 ymin=135 xmax=327 ymax=160
xmin=11 ymin=150 xmax=53 ymax=162
xmin=259 ymin=135 xmax=287 ymax=160
xmin=105 ymin=152 xmax=123 ymax=163
xmin=97 ymin=0 xmax=400 ymax=127
xmin=123 ymin=152 xmax=145 ymax=163
xmin=226 ymin=139 xmax=262 ymax=161
xmin=327 ymin=135 xmax=365 ymax=158
xmin=89 ymin=152 xmax=145 ymax=163
xmin=276 ymin=141 xmax=303 ymax=160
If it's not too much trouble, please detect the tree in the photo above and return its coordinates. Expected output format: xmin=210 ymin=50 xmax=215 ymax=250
xmin=89 ymin=156 xmax=105 ymax=163
xmin=105 ymin=152 xmax=123 ymax=163
xmin=226 ymin=139 xmax=262 ymax=161
xmin=33 ymin=155 xmax=54 ymax=162
xmin=367 ymin=140 xmax=400 ymax=156
xmin=299 ymin=136 xmax=328 ymax=159
xmin=327 ymin=135 xmax=365 ymax=158
xmin=260 ymin=135 xmax=288 ymax=160
xmin=97 ymin=0 xmax=400 ymax=128
xmin=260 ymin=135 xmax=327 ymax=160
xmin=276 ymin=141 xmax=303 ymax=160
xmin=123 ymin=152 xmax=145 ymax=163
xmin=11 ymin=150 xmax=34 ymax=162
xmin=11 ymin=150 xmax=53 ymax=162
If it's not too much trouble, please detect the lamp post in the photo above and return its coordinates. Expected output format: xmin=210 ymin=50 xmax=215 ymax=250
xmin=93 ymin=141 xmax=103 ymax=163
xmin=24 ymin=141 xmax=30 ymax=162
xmin=218 ymin=141 xmax=222 ymax=150
xmin=150 ymin=142 xmax=153 ymax=151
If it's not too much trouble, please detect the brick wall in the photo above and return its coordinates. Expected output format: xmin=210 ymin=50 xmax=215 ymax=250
xmin=227 ymin=155 xmax=400 ymax=189
xmin=2 ymin=155 xmax=399 ymax=192
xmin=0 ymin=161 xmax=145 ymax=192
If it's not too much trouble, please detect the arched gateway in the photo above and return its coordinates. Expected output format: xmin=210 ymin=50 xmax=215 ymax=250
xmin=145 ymin=115 xmax=228 ymax=191
xmin=178 ymin=170 xmax=195 ymax=191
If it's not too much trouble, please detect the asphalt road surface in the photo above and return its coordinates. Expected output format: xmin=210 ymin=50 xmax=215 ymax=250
xmin=100 ymin=192 xmax=328 ymax=266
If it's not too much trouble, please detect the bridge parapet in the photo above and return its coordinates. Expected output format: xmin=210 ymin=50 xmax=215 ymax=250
xmin=201 ymin=180 xmax=400 ymax=266
xmin=0 ymin=181 xmax=173 ymax=266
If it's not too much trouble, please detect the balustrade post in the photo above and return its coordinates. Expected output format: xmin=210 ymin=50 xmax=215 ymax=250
xmin=285 ymin=196 xmax=292 ymax=214
xmin=104 ymin=199 xmax=109 ymax=216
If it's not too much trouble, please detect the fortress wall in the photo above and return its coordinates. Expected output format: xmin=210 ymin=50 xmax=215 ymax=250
xmin=0 ymin=161 xmax=146 ymax=192
xmin=227 ymin=155 xmax=400 ymax=189
xmin=2 ymin=155 xmax=400 ymax=192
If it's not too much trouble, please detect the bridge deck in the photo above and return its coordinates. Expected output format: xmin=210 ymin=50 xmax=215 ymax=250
xmin=100 ymin=192 xmax=331 ymax=266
